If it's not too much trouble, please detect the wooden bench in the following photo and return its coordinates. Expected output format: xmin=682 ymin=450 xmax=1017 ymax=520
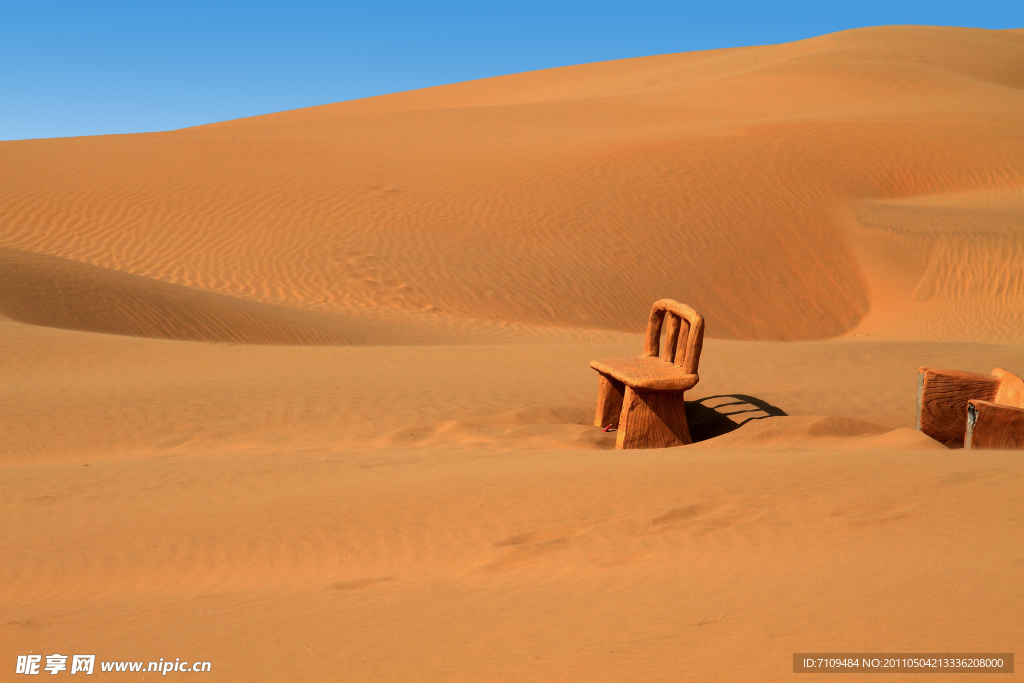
xmin=591 ymin=299 xmax=704 ymax=449
xmin=917 ymin=366 xmax=1024 ymax=449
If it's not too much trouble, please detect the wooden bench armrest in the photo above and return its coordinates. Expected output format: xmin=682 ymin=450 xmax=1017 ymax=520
xmin=917 ymin=366 xmax=1000 ymax=447
xmin=966 ymin=400 xmax=1024 ymax=450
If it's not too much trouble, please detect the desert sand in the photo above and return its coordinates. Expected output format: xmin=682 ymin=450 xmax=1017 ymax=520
xmin=2 ymin=25 xmax=1022 ymax=681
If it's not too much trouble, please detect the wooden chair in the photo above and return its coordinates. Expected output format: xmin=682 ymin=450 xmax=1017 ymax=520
xmin=591 ymin=299 xmax=705 ymax=449
xmin=917 ymin=366 xmax=1024 ymax=450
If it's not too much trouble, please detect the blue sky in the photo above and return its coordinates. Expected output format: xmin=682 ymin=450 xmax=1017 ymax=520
xmin=2 ymin=1 xmax=1020 ymax=141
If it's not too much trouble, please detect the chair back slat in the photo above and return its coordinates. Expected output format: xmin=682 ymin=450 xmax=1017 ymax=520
xmin=642 ymin=307 xmax=665 ymax=357
xmin=674 ymin=319 xmax=691 ymax=366
xmin=642 ymin=299 xmax=705 ymax=374
xmin=660 ymin=314 xmax=681 ymax=363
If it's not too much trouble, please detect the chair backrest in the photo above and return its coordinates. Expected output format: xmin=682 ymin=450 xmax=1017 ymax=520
xmin=642 ymin=299 xmax=705 ymax=374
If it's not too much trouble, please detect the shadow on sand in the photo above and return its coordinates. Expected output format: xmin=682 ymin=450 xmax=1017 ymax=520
xmin=686 ymin=394 xmax=788 ymax=443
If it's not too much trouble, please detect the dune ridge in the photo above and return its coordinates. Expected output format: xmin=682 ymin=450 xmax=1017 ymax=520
xmin=0 ymin=247 xmax=357 ymax=344
xmin=0 ymin=247 xmax=643 ymax=346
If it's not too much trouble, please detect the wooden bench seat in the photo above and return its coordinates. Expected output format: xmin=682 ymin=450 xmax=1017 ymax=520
xmin=591 ymin=299 xmax=705 ymax=449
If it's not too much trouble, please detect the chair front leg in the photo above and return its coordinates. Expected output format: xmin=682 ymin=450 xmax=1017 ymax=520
xmin=595 ymin=372 xmax=625 ymax=429
xmin=616 ymin=387 xmax=692 ymax=449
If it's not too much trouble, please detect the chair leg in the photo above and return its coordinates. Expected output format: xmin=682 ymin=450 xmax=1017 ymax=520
xmin=616 ymin=387 xmax=692 ymax=449
xmin=595 ymin=373 xmax=625 ymax=428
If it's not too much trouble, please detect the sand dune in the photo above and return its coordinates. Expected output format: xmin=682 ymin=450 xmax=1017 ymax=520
xmin=2 ymin=25 xmax=1023 ymax=682
xmin=0 ymin=247 xmax=359 ymax=344
xmin=2 ymin=25 xmax=1021 ymax=341
xmin=0 ymin=246 xmax=619 ymax=346
xmin=845 ymin=189 xmax=1024 ymax=341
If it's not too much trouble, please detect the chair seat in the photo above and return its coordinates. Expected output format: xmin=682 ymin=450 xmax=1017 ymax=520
xmin=591 ymin=356 xmax=699 ymax=393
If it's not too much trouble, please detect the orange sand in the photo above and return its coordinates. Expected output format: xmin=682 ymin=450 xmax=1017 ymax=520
xmin=1 ymin=25 xmax=1022 ymax=681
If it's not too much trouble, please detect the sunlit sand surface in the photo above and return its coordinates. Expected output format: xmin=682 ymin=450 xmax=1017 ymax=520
xmin=2 ymin=25 xmax=1022 ymax=681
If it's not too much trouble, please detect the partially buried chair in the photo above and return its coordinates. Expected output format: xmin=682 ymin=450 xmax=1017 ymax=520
xmin=591 ymin=299 xmax=705 ymax=449
xmin=917 ymin=366 xmax=1024 ymax=450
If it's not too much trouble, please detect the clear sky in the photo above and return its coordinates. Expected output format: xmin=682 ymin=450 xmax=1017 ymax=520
xmin=2 ymin=0 xmax=1020 ymax=141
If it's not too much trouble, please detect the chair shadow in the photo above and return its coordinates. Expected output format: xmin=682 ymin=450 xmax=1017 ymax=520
xmin=686 ymin=394 xmax=788 ymax=443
